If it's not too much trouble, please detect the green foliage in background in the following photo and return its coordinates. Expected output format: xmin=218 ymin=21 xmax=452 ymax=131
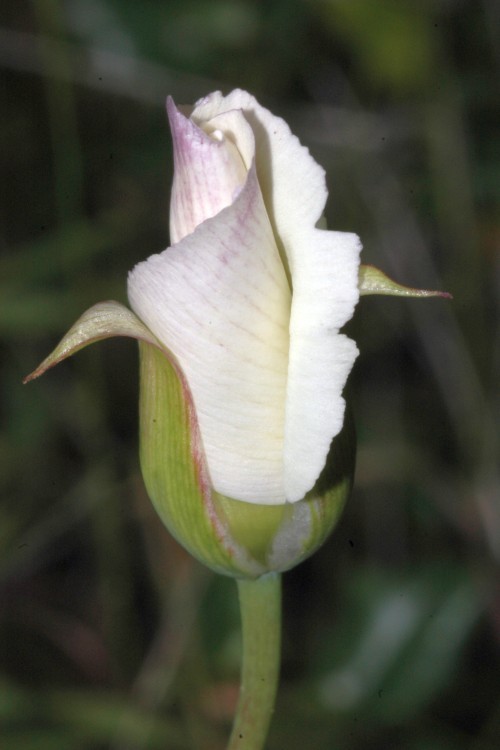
xmin=1 ymin=0 xmax=498 ymax=748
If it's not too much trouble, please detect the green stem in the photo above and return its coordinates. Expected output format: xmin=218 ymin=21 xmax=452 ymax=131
xmin=228 ymin=573 xmax=282 ymax=750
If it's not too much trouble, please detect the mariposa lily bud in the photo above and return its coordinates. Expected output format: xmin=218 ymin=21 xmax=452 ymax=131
xmin=25 ymin=90 xmax=448 ymax=578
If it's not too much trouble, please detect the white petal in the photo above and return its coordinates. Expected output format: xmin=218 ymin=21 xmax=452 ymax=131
xmin=192 ymin=90 xmax=361 ymax=501
xmin=167 ymin=98 xmax=247 ymax=244
xmin=284 ymin=231 xmax=361 ymax=501
xmin=128 ymin=164 xmax=291 ymax=505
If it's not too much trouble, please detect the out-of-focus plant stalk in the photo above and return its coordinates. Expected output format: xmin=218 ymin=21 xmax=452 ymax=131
xmin=34 ymin=0 xmax=84 ymax=228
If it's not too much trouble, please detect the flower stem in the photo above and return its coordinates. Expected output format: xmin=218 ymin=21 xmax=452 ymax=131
xmin=228 ymin=572 xmax=282 ymax=750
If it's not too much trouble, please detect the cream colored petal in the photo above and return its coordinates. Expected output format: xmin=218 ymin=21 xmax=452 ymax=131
xmin=167 ymin=98 xmax=247 ymax=244
xmin=128 ymin=163 xmax=291 ymax=505
xmin=284 ymin=231 xmax=361 ymax=501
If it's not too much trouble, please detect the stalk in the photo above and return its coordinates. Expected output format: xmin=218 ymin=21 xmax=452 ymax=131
xmin=228 ymin=573 xmax=282 ymax=750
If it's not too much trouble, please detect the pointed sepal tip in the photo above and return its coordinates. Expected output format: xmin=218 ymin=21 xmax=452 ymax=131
xmin=358 ymin=264 xmax=452 ymax=299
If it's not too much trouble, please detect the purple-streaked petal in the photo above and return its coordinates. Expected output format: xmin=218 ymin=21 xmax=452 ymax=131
xmin=167 ymin=97 xmax=247 ymax=245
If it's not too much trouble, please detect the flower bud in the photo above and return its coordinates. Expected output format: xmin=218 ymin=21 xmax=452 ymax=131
xmin=24 ymin=90 xmax=449 ymax=580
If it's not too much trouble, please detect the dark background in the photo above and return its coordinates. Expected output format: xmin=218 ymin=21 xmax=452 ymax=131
xmin=1 ymin=1 xmax=499 ymax=748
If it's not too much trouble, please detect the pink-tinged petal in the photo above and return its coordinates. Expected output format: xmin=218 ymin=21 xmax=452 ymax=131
xmin=192 ymin=90 xmax=361 ymax=501
xmin=128 ymin=163 xmax=291 ymax=505
xmin=167 ymin=97 xmax=247 ymax=244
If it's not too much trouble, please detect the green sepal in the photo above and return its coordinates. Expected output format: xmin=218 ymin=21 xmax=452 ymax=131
xmin=358 ymin=264 xmax=451 ymax=299
xmin=23 ymin=301 xmax=159 ymax=383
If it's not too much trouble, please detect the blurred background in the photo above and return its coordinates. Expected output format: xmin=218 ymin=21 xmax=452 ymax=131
xmin=1 ymin=1 xmax=499 ymax=748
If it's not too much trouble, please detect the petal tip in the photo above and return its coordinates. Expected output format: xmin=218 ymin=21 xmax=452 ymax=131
xmin=165 ymin=93 xmax=182 ymax=120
